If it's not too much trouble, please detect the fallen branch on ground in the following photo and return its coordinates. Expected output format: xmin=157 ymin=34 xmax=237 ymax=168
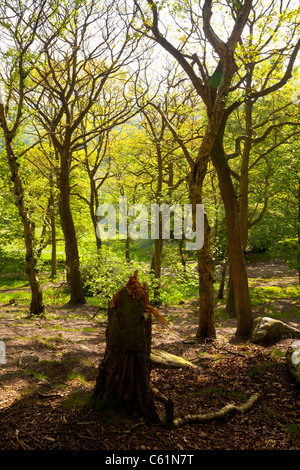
xmin=211 ymin=342 xmax=246 ymax=358
xmin=151 ymin=386 xmax=174 ymax=425
xmin=152 ymin=386 xmax=260 ymax=428
xmin=172 ymin=392 xmax=261 ymax=427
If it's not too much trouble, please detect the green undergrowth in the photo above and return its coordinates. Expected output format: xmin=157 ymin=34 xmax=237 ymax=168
xmin=248 ymin=280 xmax=300 ymax=317
xmin=0 ymin=249 xmax=299 ymax=319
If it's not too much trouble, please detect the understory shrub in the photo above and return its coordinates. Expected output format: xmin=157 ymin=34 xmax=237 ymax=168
xmin=80 ymin=245 xmax=199 ymax=307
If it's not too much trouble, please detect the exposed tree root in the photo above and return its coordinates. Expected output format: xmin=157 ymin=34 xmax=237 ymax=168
xmin=151 ymin=386 xmax=174 ymax=425
xmin=152 ymin=386 xmax=260 ymax=428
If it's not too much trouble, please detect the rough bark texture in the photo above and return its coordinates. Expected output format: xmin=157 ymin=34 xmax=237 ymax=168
xmin=58 ymin=152 xmax=86 ymax=305
xmin=188 ymin=166 xmax=216 ymax=340
xmin=197 ymin=213 xmax=216 ymax=339
xmin=211 ymin=136 xmax=253 ymax=337
xmin=92 ymin=272 xmax=160 ymax=422
xmin=0 ymin=104 xmax=44 ymax=316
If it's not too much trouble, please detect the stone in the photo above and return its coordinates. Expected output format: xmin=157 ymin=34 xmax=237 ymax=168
xmin=250 ymin=316 xmax=300 ymax=346
xmin=286 ymin=342 xmax=300 ymax=386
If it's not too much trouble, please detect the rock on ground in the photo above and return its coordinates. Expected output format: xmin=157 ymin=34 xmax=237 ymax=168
xmin=250 ymin=316 xmax=300 ymax=346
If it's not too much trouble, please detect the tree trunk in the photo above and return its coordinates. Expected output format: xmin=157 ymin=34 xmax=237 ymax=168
xmin=225 ymin=265 xmax=235 ymax=315
xmin=92 ymin=272 xmax=158 ymax=422
xmin=153 ymin=239 xmax=161 ymax=297
xmin=49 ymin=181 xmax=57 ymax=278
xmin=51 ymin=209 xmax=57 ymax=278
xmin=196 ymin=213 xmax=216 ymax=339
xmin=178 ymin=238 xmax=186 ymax=270
xmin=239 ymin=72 xmax=254 ymax=252
xmin=217 ymin=248 xmax=228 ymax=299
xmin=1 ymin=137 xmax=44 ymax=316
xmin=125 ymin=234 xmax=131 ymax=263
xmin=188 ymin=168 xmax=216 ymax=340
xmin=58 ymin=150 xmax=86 ymax=305
xmin=296 ymin=177 xmax=300 ymax=283
xmin=90 ymin=175 xmax=102 ymax=250
xmin=211 ymin=139 xmax=253 ymax=338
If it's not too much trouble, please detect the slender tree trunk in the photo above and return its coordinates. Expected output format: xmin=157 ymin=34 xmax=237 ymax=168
xmin=227 ymin=70 xmax=253 ymax=317
xmin=153 ymin=235 xmax=163 ymax=302
xmin=188 ymin=163 xmax=216 ymax=340
xmin=296 ymin=176 xmax=300 ymax=283
xmin=225 ymin=264 xmax=235 ymax=314
xmin=152 ymin=141 xmax=164 ymax=302
xmin=0 ymin=117 xmax=44 ymax=316
xmin=125 ymin=234 xmax=131 ymax=263
xmin=217 ymin=247 xmax=228 ymax=299
xmin=197 ymin=213 xmax=215 ymax=338
xmin=58 ymin=149 xmax=86 ymax=305
xmin=239 ymin=70 xmax=254 ymax=251
xmin=51 ymin=209 xmax=57 ymax=278
xmin=178 ymin=238 xmax=186 ymax=270
xmin=211 ymin=137 xmax=253 ymax=338
xmin=49 ymin=178 xmax=57 ymax=278
xmin=89 ymin=176 xmax=102 ymax=250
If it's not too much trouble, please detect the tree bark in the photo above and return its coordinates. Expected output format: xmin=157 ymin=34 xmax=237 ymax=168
xmin=196 ymin=212 xmax=216 ymax=339
xmin=239 ymin=65 xmax=255 ymax=251
xmin=188 ymin=163 xmax=216 ymax=340
xmin=49 ymin=178 xmax=57 ymax=278
xmin=225 ymin=265 xmax=235 ymax=314
xmin=0 ymin=112 xmax=44 ymax=316
xmin=92 ymin=272 xmax=158 ymax=422
xmin=125 ymin=233 xmax=131 ymax=263
xmin=58 ymin=150 xmax=86 ymax=305
xmin=89 ymin=172 xmax=102 ymax=250
xmin=217 ymin=248 xmax=228 ymax=299
xmin=297 ymin=176 xmax=300 ymax=283
xmin=211 ymin=137 xmax=253 ymax=337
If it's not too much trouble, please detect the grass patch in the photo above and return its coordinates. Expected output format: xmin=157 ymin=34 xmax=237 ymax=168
xmin=23 ymin=369 xmax=47 ymax=381
xmin=249 ymin=281 xmax=300 ymax=307
xmin=0 ymin=275 xmax=28 ymax=290
xmin=67 ymin=372 xmax=91 ymax=385
xmin=61 ymin=390 xmax=90 ymax=409
xmin=44 ymin=324 xmax=80 ymax=333
xmin=0 ymin=291 xmax=31 ymax=305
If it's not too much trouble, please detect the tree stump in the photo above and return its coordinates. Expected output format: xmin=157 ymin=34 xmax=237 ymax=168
xmin=92 ymin=271 xmax=160 ymax=423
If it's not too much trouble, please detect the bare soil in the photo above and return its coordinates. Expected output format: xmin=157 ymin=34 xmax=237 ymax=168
xmin=0 ymin=257 xmax=299 ymax=452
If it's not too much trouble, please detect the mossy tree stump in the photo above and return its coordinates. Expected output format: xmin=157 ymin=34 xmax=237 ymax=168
xmin=92 ymin=271 xmax=161 ymax=423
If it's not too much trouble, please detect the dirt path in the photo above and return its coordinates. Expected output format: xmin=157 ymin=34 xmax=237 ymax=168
xmin=0 ymin=257 xmax=299 ymax=450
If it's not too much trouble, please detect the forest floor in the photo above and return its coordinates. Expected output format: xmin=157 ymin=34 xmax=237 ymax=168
xmin=0 ymin=255 xmax=299 ymax=454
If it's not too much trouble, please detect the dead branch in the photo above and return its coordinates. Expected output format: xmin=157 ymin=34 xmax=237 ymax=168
xmin=151 ymin=385 xmax=174 ymax=425
xmin=172 ymin=393 xmax=260 ymax=428
xmin=211 ymin=342 xmax=246 ymax=358
xmin=151 ymin=380 xmax=260 ymax=429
